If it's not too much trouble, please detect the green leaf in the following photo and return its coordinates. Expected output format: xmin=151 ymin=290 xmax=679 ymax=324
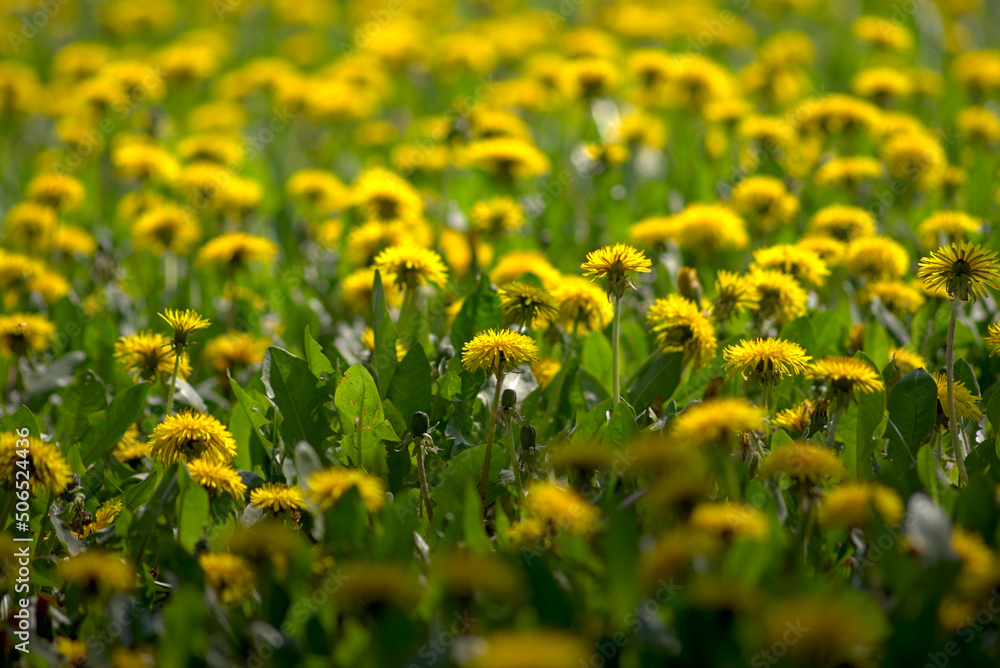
xmin=335 ymin=365 xmax=398 ymax=475
xmin=779 ymin=311 xmax=842 ymax=358
xmin=388 ymin=344 xmax=432 ymax=422
xmin=885 ymin=369 xmax=937 ymax=461
xmin=626 ymin=352 xmax=683 ymax=412
xmin=0 ymin=405 xmax=40 ymax=438
xmin=450 ymin=274 xmax=501 ymax=357
xmin=80 ymin=383 xmax=150 ymax=465
xmin=431 ymin=442 xmax=510 ymax=515
xmin=229 ymin=376 xmax=273 ymax=471
xmin=987 ymin=390 xmax=1000 ymax=438
xmin=838 ymin=352 xmax=886 ymax=481
xmin=262 ymin=347 xmax=334 ymax=449
xmin=177 ymin=466 xmax=210 ymax=553
xmin=953 ymin=358 xmax=980 ymax=398
xmin=372 ymin=269 xmax=399 ymax=398
xmin=304 ymin=326 xmax=335 ymax=378
xmin=56 ymin=370 xmax=107 ymax=444
xmin=122 ymin=474 xmax=158 ymax=510
xmin=604 ymin=401 xmax=637 ymax=447
xmin=917 ymin=444 xmax=949 ymax=507
xmin=581 ymin=330 xmax=613 ymax=392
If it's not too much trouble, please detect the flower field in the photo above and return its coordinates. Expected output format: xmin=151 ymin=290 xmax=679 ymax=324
xmin=3 ymin=0 xmax=1000 ymax=666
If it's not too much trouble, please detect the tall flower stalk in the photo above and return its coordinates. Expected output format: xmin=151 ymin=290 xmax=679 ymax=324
xmin=461 ymin=329 xmax=539 ymax=502
xmin=159 ymin=309 xmax=210 ymax=416
xmin=917 ymin=242 xmax=1000 ymax=484
xmin=580 ymin=244 xmax=651 ymax=407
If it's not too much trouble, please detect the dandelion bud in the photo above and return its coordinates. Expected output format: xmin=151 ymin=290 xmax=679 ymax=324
xmin=520 ymin=424 xmax=536 ymax=450
xmin=501 ymin=388 xmax=517 ymax=410
xmin=411 ymin=411 xmax=430 ymax=437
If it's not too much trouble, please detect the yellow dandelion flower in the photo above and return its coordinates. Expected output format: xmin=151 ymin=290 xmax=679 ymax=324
xmin=73 ymin=500 xmax=124 ymax=539
xmin=845 ymin=236 xmax=910 ymax=281
xmin=759 ymin=441 xmax=848 ymax=482
xmin=852 ymin=67 xmax=913 ymax=102
xmin=918 ymin=211 xmax=981 ymax=250
xmin=669 ymin=398 xmax=766 ymax=449
xmin=339 ymin=267 xmax=402 ymax=315
xmin=498 ymin=281 xmax=559 ymax=329
xmin=489 ymin=250 xmax=563 ymax=287
xmin=148 ymin=411 xmax=237 ymax=466
xmin=797 ymin=237 xmax=846 ymax=267
xmin=646 ymin=294 xmax=717 ymax=366
xmin=711 ymin=270 xmax=758 ymax=323
xmin=932 ymin=372 xmax=981 ymax=422
xmin=188 ymin=458 xmax=247 ymax=498
xmin=199 ymin=553 xmax=254 ymax=605
xmin=333 ymin=562 xmax=421 ymax=611
xmin=461 ymin=328 xmax=539 ymax=375
xmin=814 ymin=156 xmax=884 ymax=189
xmin=60 ymin=551 xmax=134 ymax=592
xmin=807 ymin=205 xmax=877 ymax=243
xmin=889 ymin=347 xmax=927 ymax=374
xmin=132 ymin=203 xmax=202 ymax=255
xmin=112 ymin=143 xmax=180 ymax=183
xmin=854 ymin=15 xmax=912 ymax=51
xmin=472 ymin=631 xmax=589 ymax=668
xmin=25 ymin=172 xmax=85 ymax=212
xmin=881 ymin=132 xmax=946 ymax=189
xmin=55 ymin=226 xmax=97 ymax=257
xmin=639 ymin=529 xmax=724 ymax=588
xmin=818 ymin=482 xmax=904 ymax=530
xmin=114 ymin=425 xmax=150 ymax=463
xmin=547 ymin=441 xmax=616 ymax=474
xmin=55 ymin=637 xmax=87 ymax=666
xmin=772 ymin=400 xmax=818 ymax=434
xmin=917 ymin=241 xmax=1000 ymax=303
xmin=730 ymin=176 xmax=799 ymax=233
xmin=957 ymin=106 xmax=1000 ymax=145
xmin=114 ymin=331 xmax=191 ymax=384
xmin=461 ymin=137 xmax=551 ymax=179
xmin=524 ymin=481 xmax=599 ymax=535
xmin=551 ymin=276 xmax=614 ymax=334
xmin=750 ymin=244 xmax=829 ymax=288
xmin=159 ymin=309 xmax=209 ymax=347
xmin=307 ymin=467 xmax=385 ymax=512
xmin=757 ymin=592 xmax=888 ymax=666
xmin=0 ymin=313 xmax=56 ymax=358
xmin=351 ymin=167 xmax=424 ymax=224
xmin=808 ymin=356 xmax=884 ymax=398
xmin=250 ymin=483 xmax=306 ymax=513
xmin=202 ymin=332 xmax=270 ymax=373
xmin=987 ymin=322 xmax=1000 ymax=357
xmin=432 ymin=551 xmax=522 ymax=600
xmin=689 ymin=502 xmax=770 ymax=540
xmin=469 ymin=196 xmax=525 ymax=236
xmin=723 ymin=337 xmax=811 ymax=386
xmin=860 ymin=281 xmax=926 ymax=315
xmin=950 ymin=528 xmax=1000 ymax=597
xmin=0 ymin=433 xmax=72 ymax=495
xmin=531 ymin=357 xmax=561 ymax=388
xmin=196 ymin=233 xmax=278 ymax=269
xmin=580 ymin=243 xmax=652 ymax=299
xmin=748 ymin=269 xmax=809 ymax=326
xmin=287 ymin=169 xmax=349 ymax=212
xmin=373 ymin=245 xmax=449 ymax=290
xmin=3 ymin=202 xmax=58 ymax=250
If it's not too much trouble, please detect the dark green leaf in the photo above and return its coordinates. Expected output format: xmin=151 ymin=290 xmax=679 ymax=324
xmin=262 ymin=347 xmax=334 ymax=449
xmin=627 ymin=352 xmax=683 ymax=412
xmin=885 ymin=369 xmax=937 ymax=459
xmin=450 ymin=274 xmax=500 ymax=357
xmin=388 ymin=345 xmax=432 ymax=421
xmin=304 ymin=325 xmax=335 ymax=378
xmin=80 ymin=383 xmax=150 ymax=465
xmin=372 ymin=269 xmax=399 ymax=398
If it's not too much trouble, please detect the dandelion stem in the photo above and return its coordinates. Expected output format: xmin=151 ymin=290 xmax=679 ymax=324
xmin=479 ymin=369 xmax=505 ymax=503
xmin=164 ymin=349 xmax=181 ymax=417
xmin=415 ymin=437 xmax=433 ymax=521
xmin=947 ymin=297 xmax=969 ymax=485
xmin=611 ymin=295 xmax=622 ymax=407
xmin=507 ymin=424 xmax=523 ymax=498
